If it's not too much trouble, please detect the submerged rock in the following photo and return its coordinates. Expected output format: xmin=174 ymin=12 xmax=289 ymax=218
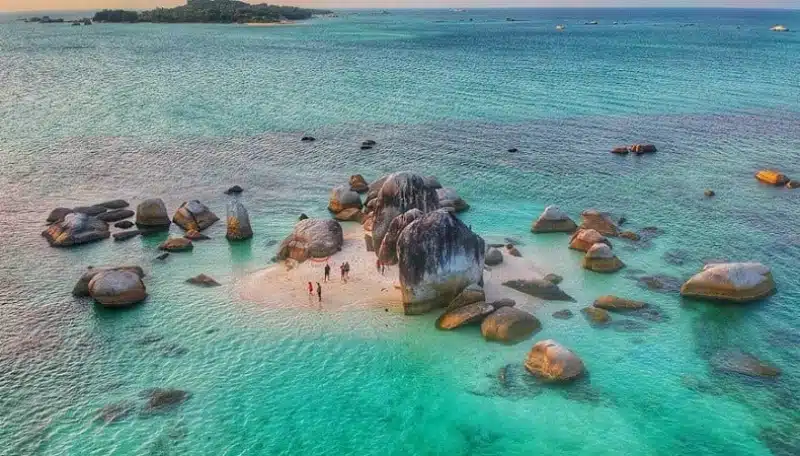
xmin=95 ymin=401 xmax=136 ymax=424
xmin=159 ymin=238 xmax=193 ymax=252
xmin=481 ymin=307 xmax=541 ymax=344
xmin=447 ymin=283 xmax=486 ymax=310
xmin=46 ymin=207 xmax=73 ymax=224
xmin=184 ymin=230 xmax=210 ymax=241
xmin=524 ymin=340 xmax=585 ymax=382
xmin=710 ymin=351 xmax=781 ymax=378
xmin=502 ymin=278 xmax=574 ymax=302
xmin=636 ymin=275 xmax=683 ymax=293
xmin=73 ymin=266 xmax=145 ymax=297
xmin=42 ymin=213 xmax=110 ymax=247
xmin=436 ymin=302 xmax=495 ymax=330
xmin=155 ymin=253 xmax=169 ymax=261
xmin=113 ymin=230 xmax=143 ymax=242
xmin=619 ymin=231 xmax=640 ymax=241
xmin=136 ymin=198 xmax=171 ymax=230
xmin=609 ymin=319 xmax=649 ymax=333
xmin=569 ymin=229 xmax=611 ymax=252
xmin=142 ymin=388 xmax=191 ymax=413
xmin=579 ymin=209 xmax=619 ymax=237
xmin=372 ymin=172 xmax=440 ymax=252
xmin=582 ymin=306 xmax=611 ymax=325
xmin=437 ymin=187 xmax=469 ymax=212
xmin=680 ymin=262 xmax=776 ymax=303
xmin=704 ymin=189 xmax=716 ymax=197
xmin=552 ymin=309 xmax=574 ymax=320
xmin=186 ymin=274 xmax=221 ymax=287
xmin=582 ymin=244 xmax=624 ymax=273
xmin=97 ymin=209 xmax=134 ymax=223
xmin=224 ymin=185 xmax=244 ymax=195
xmin=485 ymin=248 xmax=503 ymax=266
xmin=277 ymin=219 xmax=343 ymax=262
xmin=593 ymin=295 xmax=646 ymax=311
xmin=378 ymin=208 xmax=424 ymax=265
xmin=531 ymin=206 xmax=578 ymax=233
xmin=543 ymin=273 xmax=563 ymax=285
xmin=396 ymin=209 xmax=484 ymax=315
xmin=173 ymin=200 xmax=219 ymax=231
xmin=328 ymin=185 xmax=362 ymax=214
xmin=349 ymin=174 xmax=369 ymax=193
xmin=88 ymin=269 xmax=147 ymax=307
xmin=226 ymin=201 xmax=253 ymax=241
xmin=114 ymin=220 xmax=134 ymax=229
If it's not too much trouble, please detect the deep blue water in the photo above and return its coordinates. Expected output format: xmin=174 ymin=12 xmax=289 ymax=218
xmin=0 ymin=8 xmax=798 ymax=456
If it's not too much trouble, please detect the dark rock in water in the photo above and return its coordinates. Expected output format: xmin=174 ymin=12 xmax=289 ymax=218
xmin=161 ymin=343 xmax=188 ymax=358
xmin=507 ymin=148 xmax=518 ymax=153
xmin=397 ymin=209 xmax=484 ymax=315
xmin=506 ymin=244 xmax=522 ymax=257
xmin=482 ymin=307 xmax=541 ymax=344
xmin=349 ymin=174 xmax=369 ymax=193
xmin=593 ymin=295 xmax=646 ymax=311
xmin=43 ymin=213 xmax=110 ymax=247
xmin=88 ymin=269 xmax=147 ymax=308
xmin=46 ymin=207 xmax=73 ymax=224
xmin=98 ymin=199 xmax=129 ymax=209
xmin=73 ymin=266 xmax=145 ymax=297
xmin=159 ymin=238 xmax=193 ymax=252
xmin=362 ymin=139 xmax=377 ymax=146
xmin=95 ymin=401 xmax=136 ymax=424
xmin=638 ymin=226 xmax=663 ymax=241
xmin=360 ymin=144 xmax=373 ymax=150
xmin=378 ymin=209 xmax=424 ymax=265
xmin=301 ymin=136 xmax=315 ymax=142
xmin=488 ymin=298 xmax=515 ymax=309
xmin=635 ymin=275 xmax=683 ymax=293
xmin=710 ymin=351 xmax=781 ymax=378
xmin=298 ymin=213 xmax=309 ymax=221
xmin=543 ymin=273 xmax=563 ymax=285
xmin=582 ymin=306 xmax=610 ymax=325
xmin=186 ymin=274 xmax=221 ymax=287
xmin=277 ymin=219 xmax=343 ymax=262
xmin=760 ymin=426 xmax=800 ymax=456
xmin=485 ymin=248 xmax=503 ymax=266
xmin=552 ymin=309 xmax=574 ymax=319
xmin=73 ymin=205 xmax=107 ymax=216
xmin=141 ymin=388 xmax=191 ymax=413
xmin=609 ymin=319 xmax=649 ymax=332
xmin=704 ymin=189 xmax=715 ymax=197
xmin=113 ymin=230 xmax=143 ymax=242
xmin=436 ymin=302 xmax=494 ymax=329
xmin=680 ymin=375 xmax=725 ymax=396
xmin=265 ymin=239 xmax=278 ymax=247
xmin=502 ymin=279 xmax=575 ymax=302
xmin=97 ymin=209 xmax=135 ymax=223
xmin=136 ymin=198 xmax=171 ymax=230
xmin=488 ymin=243 xmax=505 ymax=248
xmin=155 ymin=253 xmax=169 ymax=261
xmin=137 ymin=334 xmax=164 ymax=345
xmin=437 ymin=187 xmax=470 ymax=213
xmin=372 ymin=172 xmax=440 ymax=252
xmin=173 ymin=200 xmax=219 ymax=231
xmin=224 ymin=185 xmax=244 ymax=195
xmin=422 ymin=175 xmax=442 ymax=189
xmin=226 ymin=201 xmax=253 ymax=241
xmin=184 ymin=230 xmax=210 ymax=241
xmin=663 ymin=249 xmax=691 ymax=266
xmin=619 ymin=231 xmax=640 ymax=241
xmin=114 ymin=220 xmax=135 ymax=229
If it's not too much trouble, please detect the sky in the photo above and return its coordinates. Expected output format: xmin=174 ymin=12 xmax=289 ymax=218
xmin=1 ymin=0 xmax=797 ymax=13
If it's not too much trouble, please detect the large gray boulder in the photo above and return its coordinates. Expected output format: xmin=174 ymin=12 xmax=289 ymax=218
xmin=42 ymin=213 xmax=110 ymax=247
xmin=436 ymin=187 xmax=469 ymax=212
xmin=397 ymin=209 xmax=484 ymax=315
xmin=73 ymin=266 xmax=145 ymax=297
xmin=485 ymin=248 xmax=503 ymax=266
xmin=226 ymin=201 xmax=253 ymax=241
xmin=277 ymin=219 xmax=344 ymax=262
xmin=372 ymin=172 xmax=440 ymax=252
xmin=88 ymin=269 xmax=147 ymax=307
xmin=377 ymin=208 xmax=424 ymax=265
xmin=531 ymin=206 xmax=577 ymax=233
xmin=328 ymin=185 xmax=362 ymax=213
xmin=136 ymin=198 xmax=171 ymax=229
xmin=173 ymin=200 xmax=219 ymax=231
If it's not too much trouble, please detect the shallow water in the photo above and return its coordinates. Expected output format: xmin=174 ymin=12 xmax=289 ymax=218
xmin=1 ymin=8 xmax=799 ymax=456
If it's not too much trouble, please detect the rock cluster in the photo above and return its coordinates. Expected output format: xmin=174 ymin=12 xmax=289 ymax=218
xmin=73 ymin=266 xmax=146 ymax=308
xmin=42 ymin=213 xmax=110 ymax=247
xmin=582 ymin=243 xmax=624 ymax=273
xmin=579 ymin=209 xmax=619 ymax=237
xmin=569 ymin=229 xmax=611 ymax=252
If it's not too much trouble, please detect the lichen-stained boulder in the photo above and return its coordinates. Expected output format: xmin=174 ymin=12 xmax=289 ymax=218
xmin=46 ymin=207 xmax=73 ymax=224
xmin=136 ymin=198 xmax=171 ymax=229
xmin=397 ymin=210 xmax=484 ymax=315
xmin=173 ymin=200 xmax=219 ymax=232
xmin=524 ymin=340 xmax=585 ymax=382
xmin=226 ymin=201 xmax=253 ymax=241
xmin=377 ymin=208 xmax=424 ymax=265
xmin=328 ymin=185 xmax=363 ymax=214
xmin=423 ymin=175 xmax=442 ymax=189
xmin=531 ymin=206 xmax=578 ymax=233
xmin=436 ymin=187 xmax=470 ymax=213
xmin=579 ymin=209 xmax=620 ymax=237
xmin=569 ymin=229 xmax=611 ymax=252
xmin=364 ymin=174 xmax=390 ymax=208
xmin=349 ymin=174 xmax=369 ymax=193
xmin=582 ymin=243 xmax=625 ymax=273
xmin=87 ymin=269 xmax=147 ymax=308
xmin=373 ymin=172 xmax=440 ymax=252
xmin=277 ymin=219 xmax=344 ymax=262
xmin=42 ymin=213 xmax=110 ymax=247
xmin=680 ymin=262 xmax=776 ymax=303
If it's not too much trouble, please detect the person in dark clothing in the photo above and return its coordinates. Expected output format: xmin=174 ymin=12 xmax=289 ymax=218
xmin=376 ymin=259 xmax=381 ymax=273
xmin=316 ymin=282 xmax=322 ymax=302
xmin=381 ymin=262 xmax=385 ymax=275
xmin=324 ymin=263 xmax=331 ymax=282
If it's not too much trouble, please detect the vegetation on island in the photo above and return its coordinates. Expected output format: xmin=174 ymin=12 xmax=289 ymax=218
xmin=93 ymin=0 xmax=332 ymax=24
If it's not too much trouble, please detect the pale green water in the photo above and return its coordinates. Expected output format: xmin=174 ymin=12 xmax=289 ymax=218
xmin=0 ymin=8 xmax=799 ymax=456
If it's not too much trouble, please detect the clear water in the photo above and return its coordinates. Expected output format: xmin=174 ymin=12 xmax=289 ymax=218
xmin=1 ymin=8 xmax=799 ymax=456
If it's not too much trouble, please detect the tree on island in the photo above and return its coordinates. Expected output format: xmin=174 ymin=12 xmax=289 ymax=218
xmin=93 ymin=0 xmax=332 ymax=24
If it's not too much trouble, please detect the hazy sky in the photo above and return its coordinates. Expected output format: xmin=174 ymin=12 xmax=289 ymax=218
xmin=1 ymin=0 xmax=797 ymax=13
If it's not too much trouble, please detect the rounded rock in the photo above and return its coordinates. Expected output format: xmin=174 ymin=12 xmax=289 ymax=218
xmin=524 ymin=340 xmax=585 ymax=382
xmin=481 ymin=307 xmax=542 ymax=344
xmin=531 ymin=206 xmax=578 ymax=233
xmin=680 ymin=262 xmax=776 ymax=303
xmin=88 ymin=269 xmax=147 ymax=307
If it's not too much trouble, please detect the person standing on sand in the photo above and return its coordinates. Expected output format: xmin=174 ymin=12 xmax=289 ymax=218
xmin=316 ymin=282 xmax=322 ymax=303
xmin=307 ymin=281 xmax=313 ymax=295
xmin=381 ymin=262 xmax=385 ymax=275
xmin=324 ymin=263 xmax=331 ymax=283
xmin=344 ymin=262 xmax=351 ymax=280
xmin=376 ymin=259 xmax=381 ymax=273
xmin=340 ymin=263 xmax=346 ymax=282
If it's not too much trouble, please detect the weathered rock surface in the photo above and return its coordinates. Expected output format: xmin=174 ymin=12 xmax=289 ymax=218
xmin=142 ymin=388 xmax=191 ymax=413
xmin=579 ymin=209 xmax=619 ymax=236
xmin=186 ymin=274 xmax=221 ymax=287
xmin=619 ymin=231 xmax=640 ymax=241
xmin=502 ymin=279 xmax=575 ymax=302
xmin=488 ymin=298 xmax=516 ymax=309
xmin=224 ymin=185 xmax=243 ymax=195
xmin=481 ymin=307 xmax=541 ymax=344
xmin=531 ymin=206 xmax=578 ymax=233
xmin=397 ymin=209 xmax=484 ymax=315
xmin=349 ymin=174 xmax=369 ymax=193
xmin=377 ymin=208 xmax=424 ymax=265
xmin=582 ymin=306 xmax=611 ymax=324
xmin=46 ymin=207 xmax=73 ymax=224
xmin=88 ymin=269 xmax=147 ymax=307
xmin=569 ymin=229 xmax=611 ymax=252
xmin=552 ymin=309 xmax=574 ymax=319
xmin=582 ymin=243 xmax=624 ymax=273
xmin=524 ymin=340 xmax=585 ymax=382
xmin=680 ymin=262 xmax=776 ymax=303
xmin=277 ymin=219 xmax=344 ymax=262
xmin=225 ymin=201 xmax=253 ymax=241
xmin=543 ymin=273 xmax=563 ymax=285
xmin=113 ymin=230 xmax=144 ymax=242
xmin=437 ymin=187 xmax=469 ymax=212
xmin=136 ymin=199 xmax=171 ymax=229
xmin=447 ymin=283 xmax=486 ymax=310
xmin=372 ymin=172 xmax=440 ymax=252
xmin=485 ymin=248 xmax=503 ymax=266
xmin=42 ymin=213 xmax=110 ymax=247
xmin=630 ymin=144 xmax=657 ymax=155
xmin=73 ymin=205 xmax=107 ymax=216
xmin=173 ymin=200 xmax=219 ymax=232
xmin=710 ymin=351 xmax=781 ymax=378
xmin=505 ymin=244 xmax=522 ymax=257
xmin=159 ymin=238 xmax=194 ymax=252
xmin=333 ymin=207 xmax=363 ymax=222
xmin=184 ymin=230 xmax=210 ymax=241
xmin=97 ymin=199 xmax=129 ymax=209
xmin=593 ymin=295 xmax=646 ymax=311
xmin=328 ymin=185 xmax=363 ymax=214
xmin=73 ymin=266 xmax=145 ymax=297
xmin=436 ymin=302 xmax=495 ymax=330
xmin=97 ymin=209 xmax=135 ymax=223
xmin=423 ymin=175 xmax=442 ymax=189
xmin=114 ymin=220 xmax=135 ymax=229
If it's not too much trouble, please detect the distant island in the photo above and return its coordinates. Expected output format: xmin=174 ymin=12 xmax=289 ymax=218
xmin=93 ymin=0 xmax=333 ymax=24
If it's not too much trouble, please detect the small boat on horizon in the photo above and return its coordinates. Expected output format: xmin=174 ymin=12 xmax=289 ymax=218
xmin=770 ymin=25 xmax=789 ymax=32
xmin=585 ymin=21 xmax=599 ymax=26
xmin=556 ymin=24 xmax=565 ymax=31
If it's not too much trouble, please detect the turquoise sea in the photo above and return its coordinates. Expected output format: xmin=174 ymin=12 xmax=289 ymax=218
xmin=1 ymin=8 xmax=799 ymax=456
